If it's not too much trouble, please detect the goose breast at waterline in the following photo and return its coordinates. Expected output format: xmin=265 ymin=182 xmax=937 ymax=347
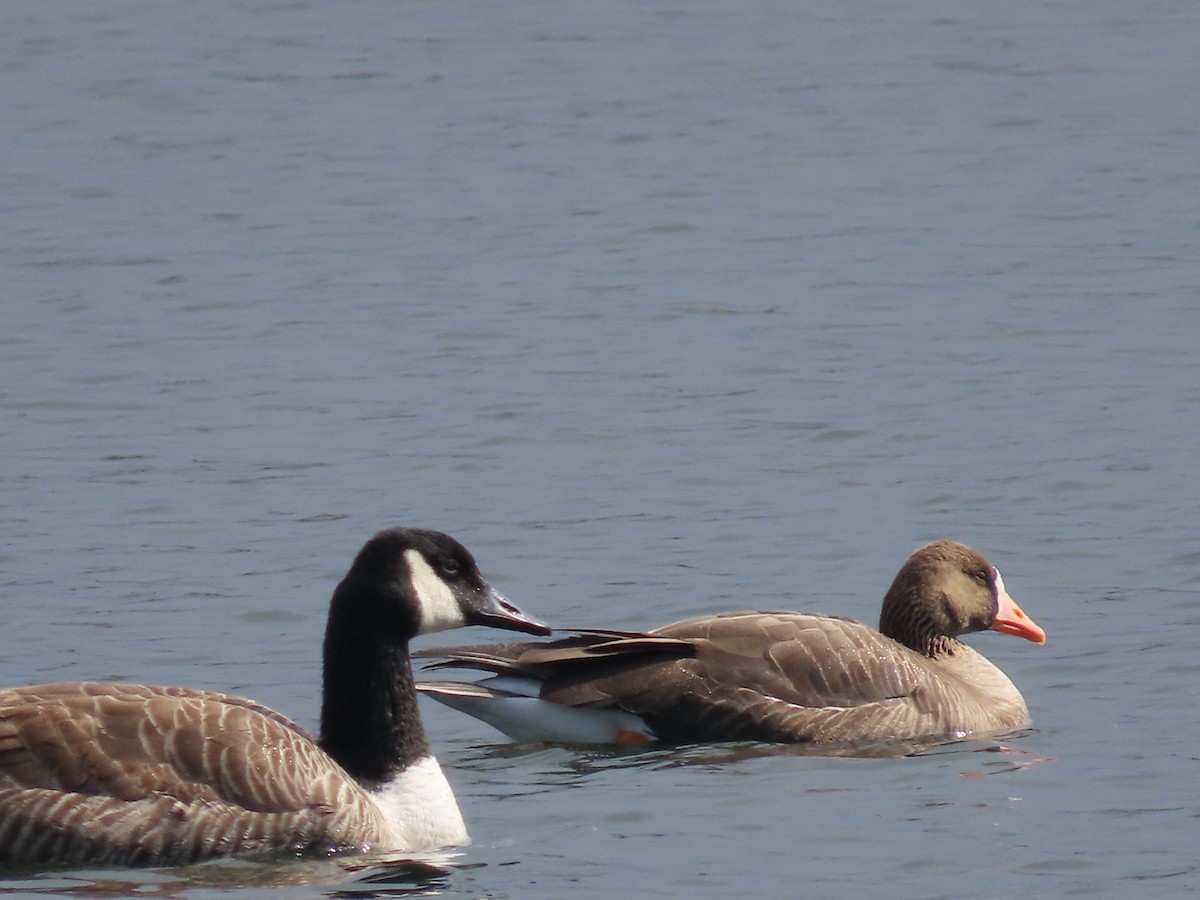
xmin=417 ymin=540 xmax=1044 ymax=751
xmin=0 ymin=527 xmax=549 ymax=866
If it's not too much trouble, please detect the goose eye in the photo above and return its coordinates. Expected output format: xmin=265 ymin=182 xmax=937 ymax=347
xmin=439 ymin=557 xmax=461 ymax=576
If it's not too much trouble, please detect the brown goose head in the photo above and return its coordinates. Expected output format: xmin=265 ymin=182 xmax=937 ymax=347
xmin=878 ymin=540 xmax=1045 ymax=656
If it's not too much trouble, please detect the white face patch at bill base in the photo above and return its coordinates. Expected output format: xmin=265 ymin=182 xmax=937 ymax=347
xmin=405 ymin=549 xmax=467 ymax=634
xmin=992 ymin=567 xmax=1011 ymax=606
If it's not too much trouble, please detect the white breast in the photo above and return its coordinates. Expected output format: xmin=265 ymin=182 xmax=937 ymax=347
xmin=370 ymin=754 xmax=469 ymax=850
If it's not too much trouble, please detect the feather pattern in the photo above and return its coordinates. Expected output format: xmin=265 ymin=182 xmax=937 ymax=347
xmin=418 ymin=541 xmax=1045 ymax=749
xmin=0 ymin=683 xmax=389 ymax=865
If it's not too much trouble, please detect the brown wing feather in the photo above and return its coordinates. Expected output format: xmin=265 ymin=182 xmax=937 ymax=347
xmin=531 ymin=612 xmax=950 ymax=743
xmin=0 ymin=682 xmax=386 ymax=864
xmin=420 ymin=611 xmax=1026 ymax=745
xmin=662 ymin=612 xmax=927 ymax=706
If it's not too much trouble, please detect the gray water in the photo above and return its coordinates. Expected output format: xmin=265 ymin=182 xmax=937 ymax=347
xmin=2 ymin=0 xmax=1198 ymax=897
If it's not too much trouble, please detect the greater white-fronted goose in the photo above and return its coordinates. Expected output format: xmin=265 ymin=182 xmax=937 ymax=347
xmin=417 ymin=540 xmax=1044 ymax=750
xmin=0 ymin=527 xmax=550 ymax=866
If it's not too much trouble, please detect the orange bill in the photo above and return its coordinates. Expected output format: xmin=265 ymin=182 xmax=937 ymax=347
xmin=992 ymin=579 xmax=1046 ymax=645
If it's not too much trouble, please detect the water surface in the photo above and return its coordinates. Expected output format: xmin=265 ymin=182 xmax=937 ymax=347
xmin=2 ymin=1 xmax=1198 ymax=897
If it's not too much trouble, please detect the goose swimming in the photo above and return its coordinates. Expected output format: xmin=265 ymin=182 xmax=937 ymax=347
xmin=0 ymin=526 xmax=549 ymax=866
xmin=417 ymin=541 xmax=1043 ymax=750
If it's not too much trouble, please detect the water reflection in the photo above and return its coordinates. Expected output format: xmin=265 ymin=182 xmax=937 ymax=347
xmin=450 ymin=727 xmax=1046 ymax=783
xmin=0 ymin=852 xmax=459 ymax=899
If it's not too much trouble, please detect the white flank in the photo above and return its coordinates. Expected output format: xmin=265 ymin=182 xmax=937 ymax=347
xmin=405 ymin=549 xmax=467 ymax=634
xmin=423 ymin=680 xmax=657 ymax=744
xmin=372 ymin=754 xmax=469 ymax=850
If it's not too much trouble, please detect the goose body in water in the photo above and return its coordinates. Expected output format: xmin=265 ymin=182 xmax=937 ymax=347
xmin=417 ymin=541 xmax=1044 ymax=750
xmin=0 ymin=527 xmax=549 ymax=866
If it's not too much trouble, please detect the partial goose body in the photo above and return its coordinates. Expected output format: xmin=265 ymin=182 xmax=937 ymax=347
xmin=0 ymin=527 xmax=549 ymax=866
xmin=418 ymin=541 xmax=1045 ymax=750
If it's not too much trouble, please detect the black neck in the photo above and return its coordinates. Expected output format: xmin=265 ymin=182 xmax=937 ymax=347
xmin=318 ymin=594 xmax=429 ymax=785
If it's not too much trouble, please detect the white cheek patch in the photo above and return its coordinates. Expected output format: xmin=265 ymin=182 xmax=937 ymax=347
xmin=405 ymin=549 xmax=467 ymax=634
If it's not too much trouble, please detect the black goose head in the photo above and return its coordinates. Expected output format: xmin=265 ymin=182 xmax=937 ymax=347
xmin=331 ymin=527 xmax=551 ymax=641
xmin=320 ymin=527 xmax=548 ymax=781
xmin=878 ymin=540 xmax=1045 ymax=653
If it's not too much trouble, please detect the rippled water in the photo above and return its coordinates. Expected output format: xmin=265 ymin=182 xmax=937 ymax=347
xmin=3 ymin=0 xmax=1198 ymax=897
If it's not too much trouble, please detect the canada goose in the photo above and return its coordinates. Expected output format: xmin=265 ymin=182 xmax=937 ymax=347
xmin=0 ymin=527 xmax=550 ymax=866
xmin=417 ymin=541 xmax=1044 ymax=750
